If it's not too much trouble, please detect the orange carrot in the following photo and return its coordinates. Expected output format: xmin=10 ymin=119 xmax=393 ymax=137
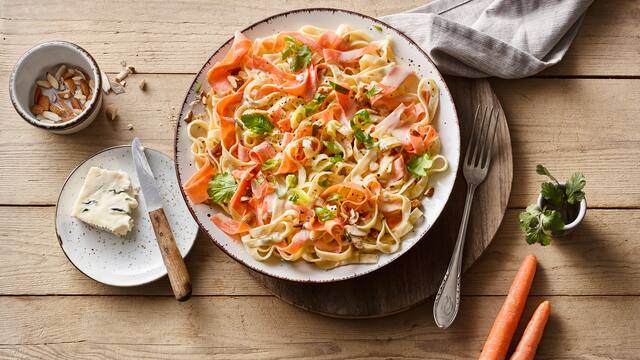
xmin=479 ymin=255 xmax=537 ymax=360
xmin=509 ymin=301 xmax=551 ymax=360
xmin=183 ymin=159 xmax=214 ymax=204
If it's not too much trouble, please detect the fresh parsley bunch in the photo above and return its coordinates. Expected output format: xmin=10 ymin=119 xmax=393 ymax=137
xmin=519 ymin=164 xmax=586 ymax=245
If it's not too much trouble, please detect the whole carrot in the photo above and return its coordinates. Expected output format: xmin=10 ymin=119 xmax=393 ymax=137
xmin=509 ymin=301 xmax=551 ymax=360
xmin=479 ymin=255 xmax=537 ymax=360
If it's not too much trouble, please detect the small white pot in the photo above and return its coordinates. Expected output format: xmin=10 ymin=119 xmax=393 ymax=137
xmin=9 ymin=41 xmax=103 ymax=134
xmin=536 ymin=182 xmax=587 ymax=236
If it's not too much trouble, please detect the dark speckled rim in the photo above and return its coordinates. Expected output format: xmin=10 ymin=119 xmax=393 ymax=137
xmin=55 ymin=145 xmax=197 ymax=287
xmin=174 ymin=7 xmax=460 ymax=283
xmin=9 ymin=40 xmax=103 ymax=131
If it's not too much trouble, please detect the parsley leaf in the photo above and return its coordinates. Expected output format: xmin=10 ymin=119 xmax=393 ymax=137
xmin=288 ymin=188 xmax=311 ymax=205
xmin=194 ymin=81 xmax=202 ymax=94
xmin=304 ymin=93 xmax=327 ymax=116
xmin=329 ymin=81 xmax=349 ymax=94
xmin=261 ymin=159 xmax=278 ymax=171
xmin=541 ymin=182 xmax=564 ymax=208
xmin=240 ymin=113 xmax=274 ymax=135
xmin=324 ymin=141 xmax=343 ymax=156
xmin=354 ymin=129 xmax=374 ymax=148
xmin=565 ymin=172 xmax=586 ymax=205
xmin=365 ymin=85 xmax=381 ymax=98
xmin=519 ymin=204 xmax=564 ymax=246
xmin=373 ymin=25 xmax=383 ymax=32
xmin=314 ymin=207 xmax=336 ymax=222
xmin=406 ymin=154 xmax=433 ymax=177
xmin=536 ymin=164 xmax=559 ymax=184
xmin=207 ymin=172 xmax=237 ymax=204
xmin=318 ymin=177 xmax=331 ymax=188
xmin=329 ymin=154 xmax=343 ymax=164
xmin=351 ymin=109 xmax=371 ymax=129
xmin=282 ymin=36 xmax=312 ymax=72
xmin=326 ymin=193 xmax=343 ymax=203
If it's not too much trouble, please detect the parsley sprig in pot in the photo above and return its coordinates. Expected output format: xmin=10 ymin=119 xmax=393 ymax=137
xmin=519 ymin=164 xmax=587 ymax=245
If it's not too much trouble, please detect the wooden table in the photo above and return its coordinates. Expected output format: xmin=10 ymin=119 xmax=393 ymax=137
xmin=1 ymin=1 xmax=639 ymax=358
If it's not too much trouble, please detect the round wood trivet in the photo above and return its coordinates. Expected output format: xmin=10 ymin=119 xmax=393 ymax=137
xmin=250 ymin=78 xmax=513 ymax=318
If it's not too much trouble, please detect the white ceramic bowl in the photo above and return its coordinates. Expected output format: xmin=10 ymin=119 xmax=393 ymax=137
xmin=9 ymin=41 xmax=103 ymax=134
xmin=175 ymin=8 xmax=461 ymax=283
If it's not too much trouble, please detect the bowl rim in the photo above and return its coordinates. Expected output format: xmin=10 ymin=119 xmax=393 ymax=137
xmin=174 ymin=7 xmax=461 ymax=283
xmin=9 ymin=40 xmax=103 ymax=131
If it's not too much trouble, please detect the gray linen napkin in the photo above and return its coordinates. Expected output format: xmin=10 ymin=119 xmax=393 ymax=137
xmin=381 ymin=0 xmax=594 ymax=78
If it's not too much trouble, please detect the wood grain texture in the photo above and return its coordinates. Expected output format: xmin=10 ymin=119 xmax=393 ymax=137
xmin=149 ymin=208 xmax=192 ymax=301
xmin=2 ymin=206 xmax=639 ymax=297
xmin=1 ymin=0 xmax=637 ymax=76
xmin=1 ymin=296 xmax=639 ymax=359
xmin=1 ymin=76 xmax=638 ymax=207
xmin=252 ymin=79 xmax=512 ymax=318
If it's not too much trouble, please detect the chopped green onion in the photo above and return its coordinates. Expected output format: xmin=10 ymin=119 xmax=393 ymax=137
xmin=286 ymin=174 xmax=297 ymax=189
xmin=329 ymin=81 xmax=349 ymax=94
xmin=314 ymin=207 xmax=336 ymax=222
xmin=261 ymin=159 xmax=278 ymax=171
xmin=324 ymin=141 xmax=343 ymax=156
xmin=365 ymin=85 xmax=381 ymax=98
xmin=326 ymin=193 xmax=343 ymax=203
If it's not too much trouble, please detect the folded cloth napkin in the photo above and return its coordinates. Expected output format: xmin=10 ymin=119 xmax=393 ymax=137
xmin=381 ymin=0 xmax=594 ymax=78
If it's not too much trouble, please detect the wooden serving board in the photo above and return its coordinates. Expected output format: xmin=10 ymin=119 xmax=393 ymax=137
xmin=250 ymin=78 xmax=513 ymax=318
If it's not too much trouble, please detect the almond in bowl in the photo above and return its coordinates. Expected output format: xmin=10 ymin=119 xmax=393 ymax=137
xmin=9 ymin=41 xmax=103 ymax=134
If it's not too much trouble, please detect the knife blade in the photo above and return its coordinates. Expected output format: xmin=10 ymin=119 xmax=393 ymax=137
xmin=131 ymin=138 xmax=192 ymax=301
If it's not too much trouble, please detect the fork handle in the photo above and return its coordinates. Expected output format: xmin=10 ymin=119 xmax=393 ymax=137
xmin=433 ymin=183 xmax=477 ymax=329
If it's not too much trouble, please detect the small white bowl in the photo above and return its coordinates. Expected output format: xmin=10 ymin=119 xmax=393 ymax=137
xmin=9 ymin=41 xmax=103 ymax=134
xmin=537 ymin=182 xmax=587 ymax=236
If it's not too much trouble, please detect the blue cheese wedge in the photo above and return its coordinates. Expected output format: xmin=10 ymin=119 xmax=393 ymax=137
xmin=72 ymin=166 xmax=138 ymax=236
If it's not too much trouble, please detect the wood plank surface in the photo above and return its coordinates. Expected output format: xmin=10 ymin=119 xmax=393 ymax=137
xmin=1 ymin=296 xmax=639 ymax=359
xmin=1 ymin=0 xmax=638 ymax=76
xmin=2 ymin=207 xmax=637 ymax=297
xmin=1 ymin=76 xmax=638 ymax=207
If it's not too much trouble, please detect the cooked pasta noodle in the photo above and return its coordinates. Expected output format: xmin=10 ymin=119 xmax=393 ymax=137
xmin=182 ymin=25 xmax=448 ymax=268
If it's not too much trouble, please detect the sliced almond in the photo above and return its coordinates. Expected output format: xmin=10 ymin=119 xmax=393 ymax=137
xmin=54 ymin=64 xmax=66 ymax=80
xmin=36 ymin=80 xmax=52 ymax=89
xmin=64 ymin=78 xmax=76 ymax=93
xmin=49 ymin=104 xmax=65 ymax=117
xmin=47 ymin=72 xmax=59 ymax=89
xmin=72 ymin=108 xmax=82 ymax=115
xmin=88 ymin=79 xmax=95 ymax=90
xmin=72 ymin=68 xmax=86 ymax=79
xmin=127 ymin=123 xmax=134 ymax=130
xmin=100 ymin=71 xmax=111 ymax=94
xmin=111 ymin=81 xmax=125 ymax=94
xmin=37 ymin=95 xmax=50 ymax=110
xmin=63 ymin=70 xmax=75 ymax=79
xmin=70 ymin=97 xmax=82 ymax=109
xmin=42 ymin=111 xmax=61 ymax=122
xmin=34 ymin=86 xmax=42 ymax=104
xmin=72 ymin=75 xmax=84 ymax=82
xmin=115 ymin=69 xmax=130 ymax=82
xmin=31 ymin=104 xmax=44 ymax=115
xmin=79 ymin=80 xmax=90 ymax=97
xmin=105 ymin=104 xmax=118 ymax=121
xmin=138 ymin=79 xmax=146 ymax=91
xmin=183 ymin=110 xmax=193 ymax=123
xmin=57 ymin=91 xmax=71 ymax=100
xmin=36 ymin=114 xmax=51 ymax=123
xmin=59 ymin=100 xmax=74 ymax=116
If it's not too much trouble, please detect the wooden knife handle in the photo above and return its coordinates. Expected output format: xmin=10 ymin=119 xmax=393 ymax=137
xmin=149 ymin=208 xmax=192 ymax=301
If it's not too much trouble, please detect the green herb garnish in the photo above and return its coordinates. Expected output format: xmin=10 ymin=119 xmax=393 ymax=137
xmin=207 ymin=172 xmax=237 ymax=204
xmin=304 ymin=93 xmax=327 ymax=116
xmin=314 ymin=207 xmax=336 ymax=222
xmin=318 ymin=177 xmax=331 ymax=188
xmin=519 ymin=204 xmax=564 ymax=246
xmin=261 ymin=159 xmax=278 ymax=171
xmin=565 ymin=172 xmax=586 ymax=205
xmin=324 ymin=141 xmax=343 ymax=156
xmin=537 ymin=164 xmax=586 ymax=206
xmin=286 ymin=174 xmax=298 ymax=189
xmin=240 ymin=113 xmax=274 ymax=135
xmin=282 ymin=36 xmax=312 ymax=72
xmin=354 ymin=129 xmax=374 ymax=148
xmin=351 ymin=109 xmax=371 ymax=129
xmin=365 ymin=85 xmax=381 ymax=98
xmin=329 ymin=81 xmax=349 ymax=94
xmin=406 ymin=154 xmax=433 ymax=177
xmin=326 ymin=193 xmax=343 ymax=203
xmin=194 ymin=81 xmax=202 ymax=94
xmin=329 ymin=154 xmax=343 ymax=164
xmin=288 ymin=188 xmax=311 ymax=205
xmin=373 ymin=25 xmax=383 ymax=32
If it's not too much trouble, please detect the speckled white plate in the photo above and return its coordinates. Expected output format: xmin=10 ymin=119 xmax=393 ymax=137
xmin=175 ymin=8 xmax=460 ymax=283
xmin=56 ymin=145 xmax=198 ymax=287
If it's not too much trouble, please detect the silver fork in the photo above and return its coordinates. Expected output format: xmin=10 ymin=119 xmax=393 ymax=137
xmin=433 ymin=105 xmax=499 ymax=329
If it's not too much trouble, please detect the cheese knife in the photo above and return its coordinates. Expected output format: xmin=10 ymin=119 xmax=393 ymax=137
xmin=132 ymin=138 xmax=192 ymax=301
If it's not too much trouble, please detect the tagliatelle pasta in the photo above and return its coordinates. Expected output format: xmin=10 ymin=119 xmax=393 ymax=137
xmin=184 ymin=25 xmax=448 ymax=268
